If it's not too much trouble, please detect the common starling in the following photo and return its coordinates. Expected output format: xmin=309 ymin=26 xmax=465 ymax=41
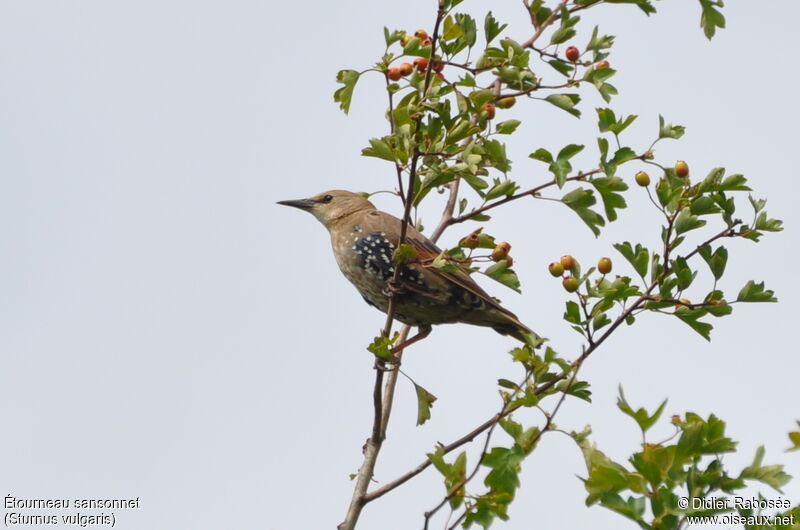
xmin=278 ymin=190 xmax=534 ymax=346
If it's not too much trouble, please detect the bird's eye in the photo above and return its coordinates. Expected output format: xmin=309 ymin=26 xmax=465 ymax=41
xmin=321 ymin=194 xmax=333 ymax=203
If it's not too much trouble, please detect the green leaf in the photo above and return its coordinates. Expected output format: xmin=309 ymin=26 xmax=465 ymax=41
xmin=367 ymin=333 xmax=398 ymax=360
xmin=414 ymin=383 xmax=437 ymax=426
xmin=736 ymin=280 xmax=777 ymax=303
xmin=562 ymin=187 xmax=605 ymax=236
xmin=549 ymin=144 xmax=584 ymax=187
xmin=334 ymin=69 xmax=360 ymax=114
xmin=485 ymin=260 xmax=521 ymax=292
xmin=362 ymin=137 xmax=396 ymax=162
xmin=613 ymin=242 xmax=649 ymax=278
xmin=564 ymin=300 xmax=582 ymax=324
xmin=616 ymin=386 xmax=667 ymax=434
xmin=674 ymin=208 xmax=706 ymax=235
xmin=545 ymin=93 xmax=581 ymax=118
xmin=547 ymin=59 xmax=574 ymax=77
xmin=383 ymin=27 xmax=405 ymax=46
xmin=442 ymin=15 xmax=464 ymax=41
xmin=591 ymin=176 xmax=628 ymax=221
xmin=658 ymin=115 xmax=685 ymax=140
xmin=675 ymin=311 xmax=712 ymax=341
xmin=699 ymin=0 xmax=726 ymax=40
xmin=529 ymin=147 xmax=553 ymax=164
xmin=495 ymin=119 xmax=521 ymax=134
xmin=788 ymin=424 xmax=800 ymax=452
xmin=755 ymin=211 xmax=784 ymax=232
xmin=739 ymin=446 xmax=791 ymax=491
xmin=698 ymin=246 xmax=727 ymax=280
xmin=485 ymin=179 xmax=518 ymax=200
xmin=484 ymin=11 xmax=507 ymax=44
xmin=596 ymin=108 xmax=637 ymax=135
xmin=483 ymin=139 xmax=512 ymax=173
xmin=393 ymin=243 xmax=418 ymax=265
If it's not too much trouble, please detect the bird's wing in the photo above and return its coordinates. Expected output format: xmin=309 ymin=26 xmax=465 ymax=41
xmin=403 ymin=226 xmax=520 ymax=320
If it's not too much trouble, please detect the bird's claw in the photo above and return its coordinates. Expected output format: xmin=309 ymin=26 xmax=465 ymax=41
xmin=374 ymin=358 xmax=400 ymax=372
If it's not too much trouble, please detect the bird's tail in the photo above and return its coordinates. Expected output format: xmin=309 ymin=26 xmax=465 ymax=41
xmin=485 ymin=308 xmax=539 ymax=345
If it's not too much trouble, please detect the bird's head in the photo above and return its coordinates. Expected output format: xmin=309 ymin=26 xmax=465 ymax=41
xmin=277 ymin=190 xmax=376 ymax=229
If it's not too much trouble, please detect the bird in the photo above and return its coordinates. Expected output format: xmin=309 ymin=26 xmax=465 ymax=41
xmin=278 ymin=190 xmax=535 ymax=349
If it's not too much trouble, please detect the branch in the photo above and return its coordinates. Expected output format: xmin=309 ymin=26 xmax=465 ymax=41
xmin=338 ymin=7 xmax=447 ymax=529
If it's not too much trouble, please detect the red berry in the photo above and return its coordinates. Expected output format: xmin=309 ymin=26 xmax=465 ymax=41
xmin=387 ymin=67 xmax=402 ymax=81
xmin=431 ymin=59 xmax=445 ymax=73
xmin=421 ymin=37 xmax=432 ymax=47
xmin=562 ymin=276 xmax=579 ymax=293
xmin=560 ymin=255 xmax=576 ymax=271
xmin=565 ymin=46 xmax=580 ymax=63
xmin=596 ymin=60 xmax=609 ymax=69
xmin=481 ymin=102 xmax=496 ymax=120
xmin=548 ymin=262 xmax=564 ymax=277
xmin=398 ymin=62 xmax=413 ymax=76
xmin=675 ymin=160 xmax=689 ymax=178
xmin=597 ymin=257 xmax=612 ymax=275
xmin=413 ymin=58 xmax=429 ymax=71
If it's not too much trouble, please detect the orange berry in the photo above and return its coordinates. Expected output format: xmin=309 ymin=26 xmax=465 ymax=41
xmin=560 ymin=255 xmax=576 ymax=271
xmin=675 ymin=160 xmax=689 ymax=178
xmin=481 ymin=102 xmax=496 ymax=120
xmin=491 ymin=242 xmax=511 ymax=261
xmin=496 ymin=96 xmax=516 ymax=109
xmin=398 ymin=62 xmax=413 ymax=76
xmin=548 ymin=262 xmax=564 ymax=277
xmin=562 ymin=276 xmax=579 ymax=293
xmin=387 ymin=67 xmax=402 ymax=81
xmin=635 ymin=170 xmax=650 ymax=187
xmin=414 ymin=29 xmax=428 ymax=40
xmin=413 ymin=58 xmax=429 ymax=71
xmin=597 ymin=257 xmax=612 ymax=275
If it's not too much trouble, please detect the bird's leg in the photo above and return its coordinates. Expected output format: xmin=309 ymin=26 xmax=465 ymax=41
xmin=390 ymin=324 xmax=432 ymax=354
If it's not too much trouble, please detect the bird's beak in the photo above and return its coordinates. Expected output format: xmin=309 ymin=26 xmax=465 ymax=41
xmin=277 ymin=198 xmax=315 ymax=210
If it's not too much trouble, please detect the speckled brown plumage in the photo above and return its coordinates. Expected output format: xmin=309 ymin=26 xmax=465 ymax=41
xmin=278 ymin=190 xmax=534 ymax=343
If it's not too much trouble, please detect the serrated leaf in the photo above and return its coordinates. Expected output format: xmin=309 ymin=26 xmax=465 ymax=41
xmin=496 ymin=119 xmax=521 ymax=134
xmin=658 ymin=115 xmax=685 ymax=140
xmin=485 ymin=260 xmax=521 ymax=292
xmin=674 ymin=208 xmax=706 ymax=235
xmin=564 ymin=300 xmax=582 ymax=324
xmin=362 ymin=137 xmax=396 ymax=162
xmin=529 ymin=147 xmax=553 ymax=164
xmin=484 ymin=11 xmax=507 ymax=44
xmin=393 ymin=243 xmax=418 ymax=265
xmin=740 ymin=446 xmax=791 ymax=491
xmin=591 ymin=176 xmax=628 ymax=222
xmin=675 ymin=311 xmax=712 ymax=341
xmin=699 ymin=0 xmax=726 ymax=40
xmin=698 ymin=246 xmax=727 ymax=280
xmin=545 ymin=93 xmax=581 ymax=118
xmin=334 ymin=69 xmax=360 ymax=114
xmin=562 ymin=187 xmax=605 ymax=236
xmin=414 ymin=383 xmax=437 ymax=425
xmin=736 ymin=280 xmax=777 ymax=303
xmin=613 ymin=242 xmax=649 ymax=278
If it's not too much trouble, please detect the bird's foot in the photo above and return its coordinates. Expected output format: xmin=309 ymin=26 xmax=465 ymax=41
xmin=382 ymin=280 xmax=405 ymax=297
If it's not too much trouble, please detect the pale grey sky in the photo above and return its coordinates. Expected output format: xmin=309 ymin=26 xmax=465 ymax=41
xmin=1 ymin=1 xmax=798 ymax=529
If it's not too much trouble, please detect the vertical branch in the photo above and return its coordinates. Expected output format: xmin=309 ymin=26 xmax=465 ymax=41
xmin=338 ymin=5 xmax=447 ymax=529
